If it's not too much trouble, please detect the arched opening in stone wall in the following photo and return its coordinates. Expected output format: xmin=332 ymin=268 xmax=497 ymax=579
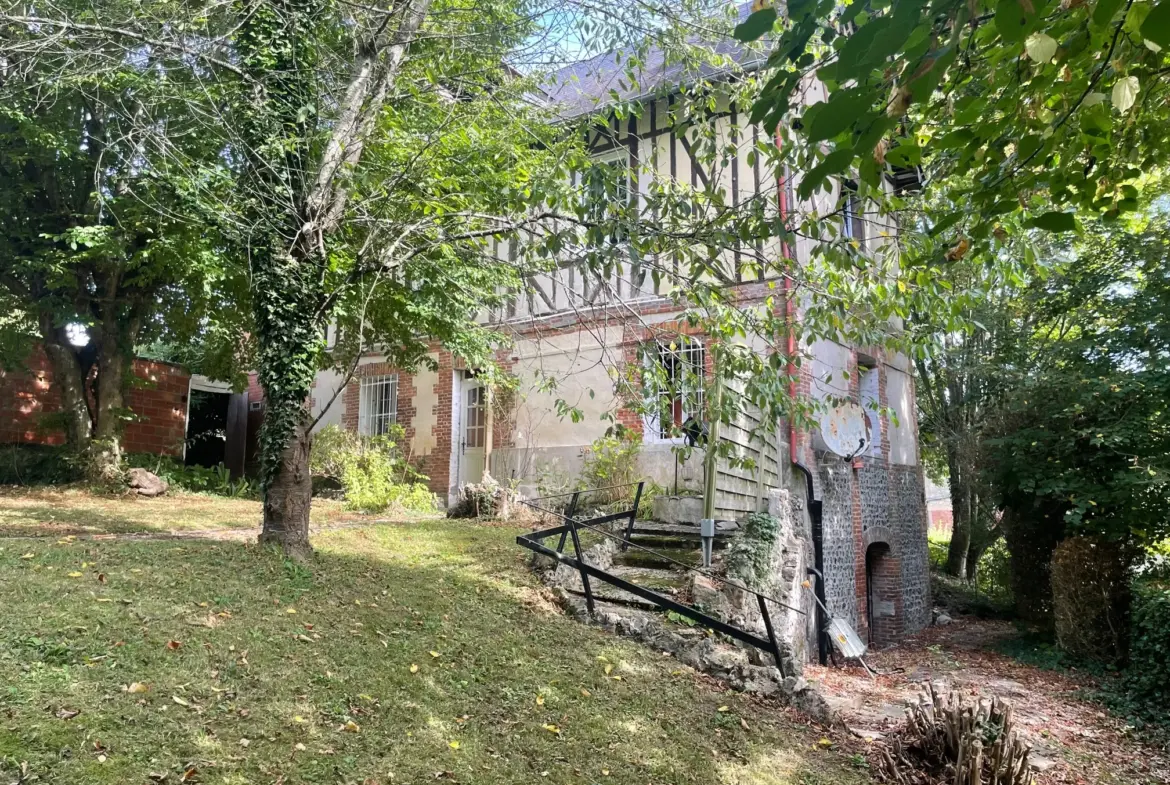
xmin=865 ymin=541 xmax=901 ymax=646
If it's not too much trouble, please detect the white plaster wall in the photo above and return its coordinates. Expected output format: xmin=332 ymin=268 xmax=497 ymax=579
xmin=310 ymin=368 xmax=345 ymax=432
xmin=806 ymin=338 xmax=852 ymax=405
xmin=886 ymin=367 xmax=917 ymax=465
xmin=508 ymin=328 xmax=621 ymax=450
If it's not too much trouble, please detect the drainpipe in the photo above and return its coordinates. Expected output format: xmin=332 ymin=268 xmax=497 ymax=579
xmin=777 ymin=134 xmax=829 ymax=666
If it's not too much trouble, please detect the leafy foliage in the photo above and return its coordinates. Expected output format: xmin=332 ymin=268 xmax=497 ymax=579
xmin=578 ymin=430 xmax=643 ymax=503
xmin=125 ymin=455 xmax=258 ymax=499
xmin=0 ymin=445 xmax=83 ymax=486
xmin=1120 ymin=579 xmax=1170 ymax=729
xmin=309 ymin=425 xmax=436 ymax=514
xmin=726 ymin=511 xmax=781 ymax=587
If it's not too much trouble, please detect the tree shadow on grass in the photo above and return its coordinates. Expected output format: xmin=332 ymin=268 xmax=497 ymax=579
xmin=0 ymin=521 xmax=865 ymax=785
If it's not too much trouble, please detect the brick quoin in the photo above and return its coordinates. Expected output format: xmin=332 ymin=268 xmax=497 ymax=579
xmin=0 ymin=346 xmax=189 ymax=456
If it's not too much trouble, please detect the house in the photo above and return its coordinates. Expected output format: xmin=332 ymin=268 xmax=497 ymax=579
xmin=310 ymin=12 xmax=931 ymax=650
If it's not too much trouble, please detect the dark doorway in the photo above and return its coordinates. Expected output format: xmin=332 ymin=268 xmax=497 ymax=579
xmin=185 ymin=388 xmax=249 ymax=477
xmin=185 ymin=389 xmax=229 ymax=469
xmin=865 ymin=542 xmax=898 ymax=646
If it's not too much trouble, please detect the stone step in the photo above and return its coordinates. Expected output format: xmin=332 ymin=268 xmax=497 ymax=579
xmin=627 ymin=522 xmax=735 ymax=538
xmin=626 ymin=533 xmax=729 ymax=551
xmin=617 ymin=545 xmax=706 ymax=570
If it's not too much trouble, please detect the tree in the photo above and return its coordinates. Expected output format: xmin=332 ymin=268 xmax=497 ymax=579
xmin=0 ymin=24 xmax=230 ymax=479
xmin=730 ymin=0 xmax=1170 ymax=312
xmin=987 ymin=215 xmax=1170 ymax=619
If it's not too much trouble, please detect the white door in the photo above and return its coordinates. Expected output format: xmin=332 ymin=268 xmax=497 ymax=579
xmin=459 ymin=380 xmax=486 ymax=485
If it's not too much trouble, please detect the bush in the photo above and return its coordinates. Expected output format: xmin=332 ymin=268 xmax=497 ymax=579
xmin=579 ymin=429 xmax=641 ymax=503
xmin=1051 ymin=536 xmax=1130 ymax=664
xmin=0 ymin=444 xmax=82 ymax=486
xmin=125 ymin=453 xmax=257 ymax=498
xmin=309 ymin=424 xmax=436 ymax=513
xmin=1120 ymin=580 xmax=1170 ymax=727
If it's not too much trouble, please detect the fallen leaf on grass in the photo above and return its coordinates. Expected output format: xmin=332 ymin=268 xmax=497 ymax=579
xmin=238 ymin=738 xmax=250 ymax=747
xmin=535 ymin=694 xmax=545 ymax=706
xmin=56 ymin=707 xmax=81 ymax=720
xmin=166 ymin=640 xmax=182 ymax=650
xmin=97 ymin=573 xmax=106 ymax=583
xmin=429 ymin=650 xmax=441 ymax=658
xmin=717 ymin=706 xmax=729 ymax=713
xmin=68 ymin=571 xmax=83 ymax=578
xmin=817 ymin=737 xmax=833 ymax=748
xmin=172 ymin=695 xmax=190 ymax=707
xmin=20 ymin=553 xmax=34 ymax=559
xmin=340 ymin=720 xmax=360 ymax=732
xmin=410 ymin=664 xmax=419 ymax=674
xmin=449 ymin=740 xmax=461 ymax=750
xmin=579 ymin=688 xmax=591 ymax=697
xmin=603 ymin=664 xmax=613 ymax=675
xmin=542 ymin=724 xmax=560 ymax=734
xmin=127 ymin=682 xmax=149 ymax=694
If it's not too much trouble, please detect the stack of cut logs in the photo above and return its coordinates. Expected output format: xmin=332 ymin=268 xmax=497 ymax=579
xmin=874 ymin=683 xmax=1034 ymax=785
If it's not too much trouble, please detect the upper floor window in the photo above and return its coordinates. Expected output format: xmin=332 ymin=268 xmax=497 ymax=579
xmin=643 ymin=337 xmax=705 ymax=441
xmin=358 ymin=373 xmax=398 ymax=436
xmin=841 ymin=180 xmax=866 ymax=250
xmin=583 ymin=148 xmax=631 ymax=246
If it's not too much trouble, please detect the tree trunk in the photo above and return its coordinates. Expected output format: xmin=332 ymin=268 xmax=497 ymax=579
xmin=965 ymin=541 xmax=985 ymax=583
xmin=40 ymin=336 xmax=93 ymax=447
xmin=944 ymin=446 xmax=971 ymax=578
xmin=258 ymin=419 xmax=313 ymax=560
xmin=1002 ymin=503 xmax=1063 ymax=628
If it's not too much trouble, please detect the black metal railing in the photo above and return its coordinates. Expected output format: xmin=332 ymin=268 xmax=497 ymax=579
xmin=517 ymin=482 xmax=803 ymax=679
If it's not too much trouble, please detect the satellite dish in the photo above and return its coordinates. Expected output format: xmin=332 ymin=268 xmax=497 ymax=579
xmin=819 ymin=402 xmax=870 ymax=458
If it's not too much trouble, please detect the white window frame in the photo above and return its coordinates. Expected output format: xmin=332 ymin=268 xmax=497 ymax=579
xmin=642 ymin=337 xmax=705 ymax=443
xmin=358 ymin=373 xmax=398 ymax=436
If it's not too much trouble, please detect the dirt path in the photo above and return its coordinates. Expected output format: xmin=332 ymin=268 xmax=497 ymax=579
xmin=812 ymin=618 xmax=1169 ymax=785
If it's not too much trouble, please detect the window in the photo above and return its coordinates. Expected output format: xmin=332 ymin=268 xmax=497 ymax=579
xmin=358 ymin=374 xmax=398 ymax=436
xmin=583 ymin=148 xmax=631 ymax=245
xmin=463 ymin=384 xmax=486 ymax=449
xmin=859 ymin=363 xmax=880 ymax=457
xmin=841 ymin=180 xmax=866 ymax=249
xmin=643 ymin=337 xmax=705 ymax=441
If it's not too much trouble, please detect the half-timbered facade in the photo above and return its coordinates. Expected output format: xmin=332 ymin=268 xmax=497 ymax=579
xmin=311 ymin=20 xmax=932 ymax=650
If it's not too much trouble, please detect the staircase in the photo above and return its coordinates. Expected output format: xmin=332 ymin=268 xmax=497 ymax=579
xmin=559 ymin=498 xmax=738 ymax=610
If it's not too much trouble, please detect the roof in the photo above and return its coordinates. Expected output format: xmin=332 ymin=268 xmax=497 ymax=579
xmin=540 ymin=2 xmax=767 ymax=120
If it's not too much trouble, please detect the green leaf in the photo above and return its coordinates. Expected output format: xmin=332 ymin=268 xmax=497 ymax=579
xmin=798 ymin=149 xmax=854 ymax=199
xmin=1140 ymin=0 xmax=1170 ymax=48
xmin=1028 ymin=211 xmax=1077 ymax=232
xmin=734 ymin=8 xmax=778 ymax=42
xmin=806 ymin=89 xmax=870 ymax=142
xmin=1092 ymin=0 xmax=1125 ymax=27
xmin=884 ymin=142 xmax=921 ymax=167
xmin=995 ymin=0 xmax=1030 ymax=42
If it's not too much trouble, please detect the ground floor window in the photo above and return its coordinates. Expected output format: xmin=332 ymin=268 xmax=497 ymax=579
xmin=643 ymin=337 xmax=705 ymax=441
xmin=358 ymin=374 xmax=398 ymax=436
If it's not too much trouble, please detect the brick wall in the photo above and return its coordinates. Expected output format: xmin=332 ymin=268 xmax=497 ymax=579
xmin=0 ymin=346 xmax=190 ymax=456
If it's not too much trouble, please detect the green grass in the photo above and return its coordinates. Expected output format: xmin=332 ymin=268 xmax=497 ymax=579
xmin=0 ymin=504 xmax=868 ymax=785
xmin=0 ymin=486 xmax=352 ymax=536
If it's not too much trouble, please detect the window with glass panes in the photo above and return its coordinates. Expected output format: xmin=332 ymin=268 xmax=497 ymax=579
xmin=644 ymin=337 xmax=705 ymax=440
xmin=358 ymin=374 xmax=398 ymax=436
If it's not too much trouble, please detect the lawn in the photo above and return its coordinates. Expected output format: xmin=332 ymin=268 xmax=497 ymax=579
xmin=0 ymin=486 xmax=354 ymax=537
xmin=0 ymin=495 xmax=870 ymax=785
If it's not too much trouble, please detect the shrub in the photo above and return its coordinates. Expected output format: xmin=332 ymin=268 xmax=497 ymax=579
xmin=125 ymin=454 xmax=257 ymax=498
xmin=309 ymin=424 xmax=436 ymax=513
xmin=579 ymin=429 xmax=642 ymax=503
xmin=1050 ymin=536 xmax=1131 ymax=664
xmin=0 ymin=444 xmax=82 ymax=486
xmin=1121 ymin=580 xmax=1170 ymax=727
xmin=726 ymin=511 xmax=780 ymax=587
